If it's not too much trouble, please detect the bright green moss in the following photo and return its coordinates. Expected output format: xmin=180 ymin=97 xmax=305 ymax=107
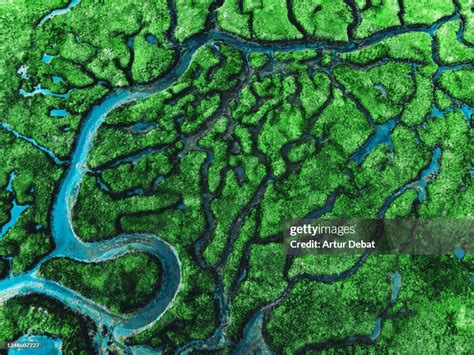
xmin=401 ymin=71 xmax=433 ymax=126
xmin=174 ymin=0 xmax=214 ymax=42
xmin=311 ymin=88 xmax=372 ymax=155
xmin=292 ymin=0 xmax=352 ymax=41
xmin=438 ymin=68 xmax=474 ymax=105
xmin=340 ymin=32 xmax=433 ymax=65
xmin=249 ymin=52 xmax=270 ymax=69
xmin=334 ymin=62 xmax=415 ymax=123
xmin=216 ymin=0 xmax=251 ymax=38
xmin=251 ymin=0 xmax=303 ymax=40
xmin=434 ymin=89 xmax=452 ymax=110
xmin=132 ymin=34 xmax=176 ymax=84
xmin=385 ymin=189 xmax=417 ymax=218
xmin=459 ymin=0 xmax=474 ymax=44
xmin=403 ymin=0 xmax=455 ymax=25
xmin=436 ymin=21 xmax=474 ymax=65
xmin=355 ymin=0 xmax=400 ymax=39
xmin=287 ymin=140 xmax=316 ymax=162
xmin=267 ymin=256 xmax=399 ymax=353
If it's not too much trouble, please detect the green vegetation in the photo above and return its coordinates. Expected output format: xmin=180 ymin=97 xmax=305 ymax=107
xmin=355 ymin=0 xmax=400 ymax=39
xmin=174 ymin=0 xmax=214 ymax=42
xmin=131 ymin=34 xmax=176 ymax=83
xmin=436 ymin=21 xmax=474 ymax=65
xmin=229 ymin=243 xmax=287 ymax=338
xmin=267 ymin=255 xmax=473 ymax=353
xmin=403 ymin=0 xmax=455 ymax=25
xmin=0 ymin=295 xmax=95 ymax=353
xmin=1 ymin=0 xmax=472 ymax=354
xmin=40 ymin=253 xmax=162 ymax=313
xmin=334 ymin=62 xmax=415 ymax=123
xmin=0 ymin=129 xmax=60 ymax=274
xmin=267 ymin=256 xmax=397 ymax=352
xmin=292 ymin=0 xmax=352 ymax=41
xmin=249 ymin=52 xmax=270 ymax=69
xmin=438 ymin=68 xmax=474 ymax=105
xmin=339 ymin=32 xmax=433 ymax=65
xmin=251 ymin=0 xmax=303 ymax=40
xmin=0 ymin=258 xmax=8 ymax=279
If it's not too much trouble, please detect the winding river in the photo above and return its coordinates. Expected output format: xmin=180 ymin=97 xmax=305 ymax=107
xmin=1 ymin=1 xmax=472 ymax=353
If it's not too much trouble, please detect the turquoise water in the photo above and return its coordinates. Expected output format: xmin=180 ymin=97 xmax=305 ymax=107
xmin=0 ymin=172 xmax=28 ymax=240
xmin=38 ymin=0 xmax=81 ymax=26
xmin=16 ymin=65 xmax=29 ymax=79
xmin=41 ymin=54 xmax=54 ymax=64
xmin=454 ymin=247 xmax=465 ymax=260
xmin=50 ymin=109 xmax=69 ymax=117
xmin=415 ymin=146 xmax=442 ymax=202
xmin=351 ymin=119 xmax=396 ymax=164
xmin=19 ymin=84 xmax=69 ymax=99
xmin=146 ymin=35 xmax=158 ymax=45
xmin=9 ymin=335 xmax=62 ymax=355
xmin=124 ymin=121 xmax=158 ymax=134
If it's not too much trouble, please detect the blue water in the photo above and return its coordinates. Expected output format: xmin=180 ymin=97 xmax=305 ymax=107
xmin=234 ymin=166 xmax=245 ymax=182
xmin=126 ymin=188 xmax=145 ymax=197
xmin=19 ymin=84 xmax=69 ymax=99
xmin=431 ymin=105 xmax=446 ymax=118
xmin=306 ymin=191 xmax=337 ymax=219
xmin=41 ymin=54 xmax=54 ymax=64
xmin=433 ymin=62 xmax=471 ymax=81
xmin=373 ymin=84 xmax=388 ymax=98
xmin=390 ymin=272 xmax=402 ymax=304
xmin=379 ymin=146 xmax=442 ymax=217
xmin=415 ymin=146 xmax=442 ymax=202
xmin=52 ymin=76 xmax=63 ymax=83
xmin=234 ymin=311 xmax=273 ymax=354
xmin=370 ymin=318 xmax=383 ymax=341
xmin=460 ymin=104 xmax=473 ymax=125
xmin=106 ymin=146 xmax=167 ymax=169
xmin=370 ymin=272 xmax=401 ymax=341
xmin=0 ymin=123 xmax=67 ymax=165
xmin=9 ymin=335 xmax=62 ymax=354
xmin=124 ymin=121 xmax=158 ymax=134
xmin=0 ymin=202 xmax=28 ymax=240
xmin=351 ymin=119 xmax=396 ymax=164
xmin=16 ymin=66 xmax=29 ymax=79
xmin=146 ymin=35 xmax=158 ymax=45
xmin=0 ymin=172 xmax=29 ymax=240
xmin=454 ymin=247 xmax=465 ymax=260
xmin=38 ymin=0 xmax=81 ymax=26
xmin=431 ymin=103 xmax=472 ymax=125
xmin=152 ymin=175 xmax=165 ymax=189
xmin=50 ymin=109 xmax=69 ymax=117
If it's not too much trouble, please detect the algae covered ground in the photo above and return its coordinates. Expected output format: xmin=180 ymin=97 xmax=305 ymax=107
xmin=0 ymin=0 xmax=473 ymax=353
